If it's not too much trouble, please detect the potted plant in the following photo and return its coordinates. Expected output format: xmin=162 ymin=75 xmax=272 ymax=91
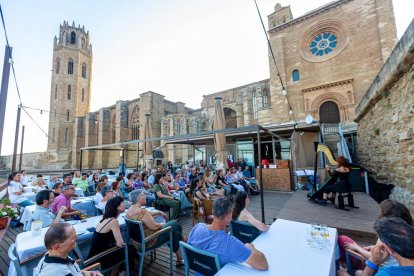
xmin=0 ymin=198 xmax=19 ymax=230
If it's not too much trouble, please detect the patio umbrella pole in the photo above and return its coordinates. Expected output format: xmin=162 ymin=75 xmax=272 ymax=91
xmin=257 ymin=126 xmax=265 ymax=223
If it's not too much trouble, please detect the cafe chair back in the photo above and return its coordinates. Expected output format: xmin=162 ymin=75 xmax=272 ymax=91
xmin=74 ymin=243 xmax=129 ymax=276
xmin=124 ymin=216 xmax=173 ymax=275
xmin=93 ymin=204 xmax=103 ymax=216
xmin=8 ymin=243 xmax=23 ymax=276
xmin=179 ymin=241 xmax=221 ymax=276
xmin=229 ymin=220 xmax=262 ymax=244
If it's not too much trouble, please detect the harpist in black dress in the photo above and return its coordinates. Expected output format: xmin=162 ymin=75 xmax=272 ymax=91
xmin=319 ymin=156 xmax=351 ymax=205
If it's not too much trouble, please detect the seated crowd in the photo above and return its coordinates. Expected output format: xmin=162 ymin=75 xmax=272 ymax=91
xmin=16 ymin=160 xmax=414 ymax=275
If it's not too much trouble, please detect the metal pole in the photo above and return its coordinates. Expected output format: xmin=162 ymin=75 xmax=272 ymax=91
xmin=122 ymin=148 xmax=125 ymax=175
xmin=0 ymin=46 xmax=13 ymax=155
xmin=12 ymin=105 xmax=21 ymax=172
xmin=79 ymin=149 xmax=83 ymax=172
xmin=257 ymin=126 xmax=265 ymax=223
xmin=136 ymin=143 xmax=139 ymax=171
xmin=18 ymin=125 xmax=25 ymax=171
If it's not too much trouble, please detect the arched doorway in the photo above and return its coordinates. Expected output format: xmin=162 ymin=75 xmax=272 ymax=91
xmin=223 ymin=107 xmax=237 ymax=128
xmin=319 ymin=101 xmax=340 ymax=123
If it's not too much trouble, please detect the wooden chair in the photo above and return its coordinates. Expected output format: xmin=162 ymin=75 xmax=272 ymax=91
xmin=179 ymin=241 xmax=221 ymax=276
xmin=124 ymin=216 xmax=173 ymax=275
xmin=192 ymin=197 xmax=204 ymax=226
xmin=74 ymin=243 xmax=129 ymax=276
xmin=345 ymin=248 xmax=366 ymax=274
xmin=201 ymin=198 xmax=214 ymax=224
xmin=229 ymin=220 xmax=262 ymax=244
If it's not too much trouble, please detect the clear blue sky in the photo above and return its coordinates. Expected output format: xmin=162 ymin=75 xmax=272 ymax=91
xmin=0 ymin=0 xmax=412 ymax=155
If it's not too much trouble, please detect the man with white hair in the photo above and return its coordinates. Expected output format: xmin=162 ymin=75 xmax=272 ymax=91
xmin=147 ymin=169 xmax=157 ymax=187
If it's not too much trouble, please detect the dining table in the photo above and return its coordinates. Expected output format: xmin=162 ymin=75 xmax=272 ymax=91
xmin=215 ymin=219 xmax=338 ymax=276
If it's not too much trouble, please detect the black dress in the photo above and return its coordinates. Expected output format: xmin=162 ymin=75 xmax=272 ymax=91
xmin=87 ymin=218 xmax=125 ymax=270
xmin=323 ymin=170 xmax=351 ymax=193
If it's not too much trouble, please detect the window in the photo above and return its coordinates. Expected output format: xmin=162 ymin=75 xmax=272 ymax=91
xmin=262 ymin=89 xmax=269 ymax=107
xmin=66 ymin=110 xmax=70 ymax=121
xmin=186 ymin=119 xmax=190 ymax=134
xmin=67 ymin=85 xmax=71 ymax=100
xmin=310 ymin=32 xmax=337 ymax=56
xmin=70 ymin=31 xmax=76 ymax=44
xmin=52 ymin=128 xmax=55 ymax=143
xmin=81 ymin=88 xmax=85 ymax=102
xmin=64 ymin=128 xmax=68 ymax=144
xmin=175 ymin=119 xmax=181 ymax=135
xmin=56 ymin=58 xmax=60 ymax=74
xmin=292 ymin=70 xmax=300 ymax=82
xmin=68 ymin=59 xmax=74 ymax=74
xmin=55 ymin=84 xmax=58 ymax=100
xmin=82 ymin=64 xmax=86 ymax=78
xmin=54 ymin=109 xmax=56 ymax=120
xmin=253 ymin=92 xmax=258 ymax=120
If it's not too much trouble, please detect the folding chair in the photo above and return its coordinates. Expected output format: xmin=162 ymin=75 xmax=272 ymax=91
xmin=192 ymin=197 xmax=203 ymax=226
xmin=8 ymin=243 xmax=23 ymax=276
xmin=179 ymin=241 xmax=221 ymax=276
xmin=229 ymin=220 xmax=262 ymax=244
xmin=124 ymin=216 xmax=173 ymax=275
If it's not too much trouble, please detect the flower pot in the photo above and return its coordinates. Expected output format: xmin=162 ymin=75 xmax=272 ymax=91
xmin=0 ymin=216 xmax=8 ymax=230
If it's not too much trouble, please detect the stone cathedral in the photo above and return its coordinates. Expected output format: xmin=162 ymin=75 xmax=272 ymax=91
xmin=43 ymin=0 xmax=397 ymax=169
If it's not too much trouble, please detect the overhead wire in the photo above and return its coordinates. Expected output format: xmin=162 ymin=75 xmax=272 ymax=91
xmin=253 ymin=0 xmax=299 ymax=128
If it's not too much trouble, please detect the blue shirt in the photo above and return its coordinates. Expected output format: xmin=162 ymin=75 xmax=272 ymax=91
xmin=27 ymin=205 xmax=57 ymax=230
xmin=376 ymin=265 xmax=414 ymax=276
xmin=148 ymin=175 xmax=155 ymax=185
xmin=243 ymin=170 xmax=252 ymax=179
xmin=188 ymin=223 xmax=252 ymax=267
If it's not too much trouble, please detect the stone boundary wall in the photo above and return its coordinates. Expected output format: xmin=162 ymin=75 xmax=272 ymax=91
xmin=0 ymin=152 xmax=48 ymax=171
xmin=355 ymin=19 xmax=414 ymax=214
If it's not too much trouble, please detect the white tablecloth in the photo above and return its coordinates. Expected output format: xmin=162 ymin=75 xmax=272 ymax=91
xmin=216 ymin=219 xmax=338 ymax=276
xmin=20 ymin=197 xmax=96 ymax=231
xmin=10 ymin=208 xmax=165 ymax=276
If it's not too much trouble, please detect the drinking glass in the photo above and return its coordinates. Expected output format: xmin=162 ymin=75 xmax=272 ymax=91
xmin=80 ymin=210 xmax=87 ymax=220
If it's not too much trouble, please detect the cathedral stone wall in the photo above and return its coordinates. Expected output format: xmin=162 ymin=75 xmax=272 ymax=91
xmin=355 ymin=19 xmax=414 ymax=214
xmin=267 ymin=0 xmax=397 ymax=124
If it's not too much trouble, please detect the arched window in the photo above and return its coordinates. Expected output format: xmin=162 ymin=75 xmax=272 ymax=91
xmin=55 ymin=84 xmax=58 ymax=100
xmin=66 ymin=110 xmax=70 ymax=121
xmin=81 ymin=64 xmax=86 ymax=78
xmin=292 ymin=70 xmax=300 ymax=82
xmin=68 ymin=59 xmax=74 ymax=74
xmin=175 ymin=119 xmax=181 ymax=135
xmin=252 ymin=92 xmax=258 ymax=120
xmin=70 ymin=31 xmax=76 ymax=44
xmin=56 ymin=58 xmax=60 ymax=74
xmin=54 ymin=109 xmax=56 ymax=120
xmin=67 ymin=85 xmax=71 ymax=100
xmin=52 ymin=128 xmax=56 ymax=143
xmin=262 ymin=89 xmax=269 ymax=107
xmin=64 ymin=128 xmax=69 ymax=144
xmin=81 ymin=88 xmax=85 ymax=102
xmin=186 ymin=119 xmax=190 ymax=134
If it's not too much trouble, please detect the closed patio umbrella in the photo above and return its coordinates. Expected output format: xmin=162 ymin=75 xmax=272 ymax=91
xmin=143 ymin=113 xmax=153 ymax=169
xmin=213 ymin=97 xmax=227 ymax=171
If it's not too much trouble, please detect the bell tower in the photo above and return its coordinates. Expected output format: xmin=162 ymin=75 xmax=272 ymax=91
xmin=47 ymin=21 xmax=93 ymax=166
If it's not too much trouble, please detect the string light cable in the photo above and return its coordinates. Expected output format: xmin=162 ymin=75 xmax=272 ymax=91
xmin=253 ymin=0 xmax=299 ymax=128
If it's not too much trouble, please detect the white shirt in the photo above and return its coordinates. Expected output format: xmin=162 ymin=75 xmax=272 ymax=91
xmin=20 ymin=175 xmax=28 ymax=186
xmin=7 ymin=181 xmax=28 ymax=204
xmin=98 ymin=200 xmax=107 ymax=211
xmin=94 ymin=192 xmax=103 ymax=205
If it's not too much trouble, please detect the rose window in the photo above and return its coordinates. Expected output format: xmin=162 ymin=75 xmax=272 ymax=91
xmin=310 ymin=32 xmax=337 ymax=56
